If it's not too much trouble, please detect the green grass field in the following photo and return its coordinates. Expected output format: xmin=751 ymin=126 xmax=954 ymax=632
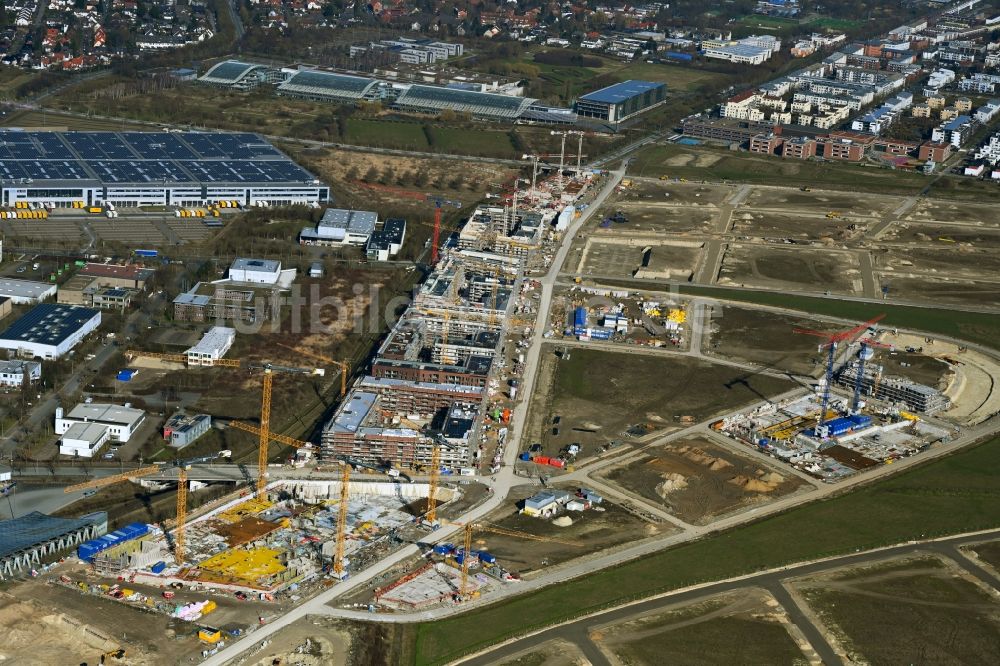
xmin=611 ymin=61 xmax=736 ymax=92
xmin=412 ymin=434 xmax=1000 ymax=663
xmin=344 ymin=118 xmax=429 ymax=151
xmin=432 ymin=126 xmax=517 ymax=158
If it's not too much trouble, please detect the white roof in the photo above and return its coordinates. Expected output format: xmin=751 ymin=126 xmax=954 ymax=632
xmin=0 ymin=278 xmax=55 ymax=299
xmin=66 ymin=403 xmax=144 ymax=427
xmin=230 ymin=257 xmax=281 ymax=274
xmin=186 ymin=326 xmax=236 ymax=356
xmin=62 ymin=422 xmax=109 ymax=444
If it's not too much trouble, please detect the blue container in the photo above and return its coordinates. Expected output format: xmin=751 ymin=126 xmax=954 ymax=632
xmin=478 ymin=552 xmax=497 ymax=564
xmin=134 ymin=249 xmax=158 ymax=258
xmin=590 ymin=327 xmax=613 ymax=340
xmin=432 ymin=543 xmax=454 ymax=556
xmin=663 ymin=51 xmax=693 ymax=62
xmin=574 ymin=307 xmax=587 ymax=329
xmin=519 ymin=452 xmax=531 ymax=461
xmin=150 ymin=561 xmax=166 ymax=574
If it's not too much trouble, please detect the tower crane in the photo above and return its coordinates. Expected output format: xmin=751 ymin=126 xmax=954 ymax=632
xmin=274 ymin=343 xmax=350 ymax=398
xmin=851 ymin=336 xmax=893 ymax=414
xmin=330 ymin=455 xmax=410 ymax=579
xmin=442 ymin=521 xmax=579 ymax=598
xmin=792 ymin=314 xmax=885 ymax=430
xmin=126 ymin=349 xmax=325 ymax=492
xmin=64 ymin=450 xmax=232 ymax=564
xmin=425 ymin=434 xmax=461 ymax=526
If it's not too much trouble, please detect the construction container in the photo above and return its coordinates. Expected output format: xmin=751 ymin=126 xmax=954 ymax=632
xmin=88 ymin=207 xmax=103 ymax=214
xmin=533 ymin=456 xmax=550 ymax=466
xmin=432 ymin=543 xmax=454 ymax=556
xmin=198 ymin=628 xmax=222 ymax=644
xmin=78 ymin=522 xmax=149 ymax=561
xmin=547 ymin=459 xmax=566 ymax=469
xmin=477 ymin=551 xmax=497 ymax=564
xmin=518 ymin=452 xmax=531 ymax=461
xmin=202 ymin=600 xmax=217 ymax=615
xmin=150 ymin=561 xmax=166 ymax=574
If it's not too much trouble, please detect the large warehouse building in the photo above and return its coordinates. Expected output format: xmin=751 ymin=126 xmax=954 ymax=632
xmin=574 ymin=80 xmax=668 ymax=125
xmin=0 ymin=303 xmax=101 ymax=359
xmin=0 ymin=131 xmax=328 ymax=208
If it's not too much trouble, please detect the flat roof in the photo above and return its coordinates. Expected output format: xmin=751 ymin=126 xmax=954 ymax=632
xmin=0 ymin=303 xmax=99 ymax=347
xmin=63 ymin=422 xmax=109 ymax=444
xmin=319 ymin=208 xmax=378 ymax=234
xmin=230 ymin=257 xmax=281 ymax=273
xmin=65 ymin=402 xmax=144 ymax=427
xmin=0 ymin=278 xmax=55 ymax=299
xmin=329 ymin=391 xmax=378 ymax=434
xmin=0 ymin=511 xmax=105 ymax=559
xmin=80 ymin=263 xmax=154 ymax=281
xmin=0 ymin=131 xmax=318 ymax=188
xmin=186 ymin=326 xmax=236 ymax=356
xmin=578 ymin=80 xmax=666 ymax=105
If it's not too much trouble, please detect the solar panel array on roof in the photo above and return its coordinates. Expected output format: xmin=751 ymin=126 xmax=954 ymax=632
xmin=0 ymin=303 xmax=99 ymax=346
xmin=277 ymin=71 xmax=379 ymax=100
xmin=393 ymin=85 xmax=537 ymax=119
xmin=578 ymin=80 xmax=666 ymax=104
xmin=0 ymin=511 xmax=105 ymax=559
xmin=0 ymin=131 xmax=315 ymax=186
xmin=199 ymin=60 xmax=266 ymax=83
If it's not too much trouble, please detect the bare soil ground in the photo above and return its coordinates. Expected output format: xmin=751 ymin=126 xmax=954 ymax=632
xmin=591 ymin=587 xmax=812 ymax=666
xmin=793 ymin=554 xmax=1000 ymax=665
xmin=882 ymin=222 xmax=1000 ymax=249
xmin=965 ymin=539 xmax=1000 ymax=574
xmin=742 ymin=188 xmax=898 ymax=216
xmin=572 ymin=237 xmax=702 ymax=279
xmin=482 ymin=485 xmax=674 ymax=575
xmin=600 ymin=436 xmax=811 ymax=525
xmin=905 ymin=200 xmax=1000 ymax=226
xmin=718 ymin=244 xmax=862 ymax=295
xmin=706 ymin=306 xmax=841 ymax=376
xmin=877 ymin=275 xmax=1000 ymax=308
xmin=880 ymin=247 xmax=1000 ymax=282
xmin=527 ymin=347 xmax=797 ymax=461
xmin=730 ymin=211 xmax=867 ymax=243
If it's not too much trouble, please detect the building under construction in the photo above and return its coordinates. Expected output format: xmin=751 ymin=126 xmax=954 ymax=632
xmin=457 ymin=206 xmax=548 ymax=258
xmin=837 ymin=361 xmax=951 ymax=414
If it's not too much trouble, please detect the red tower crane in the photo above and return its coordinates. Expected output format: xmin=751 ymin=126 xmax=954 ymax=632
xmin=792 ymin=314 xmax=885 ymax=428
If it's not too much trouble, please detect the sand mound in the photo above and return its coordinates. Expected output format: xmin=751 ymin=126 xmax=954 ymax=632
xmin=552 ymin=516 xmax=574 ymax=527
xmin=762 ymin=471 xmax=785 ymax=484
xmin=683 ymin=447 xmax=733 ymax=470
xmin=656 ymin=473 xmax=688 ymax=498
xmin=729 ymin=475 xmax=778 ymax=493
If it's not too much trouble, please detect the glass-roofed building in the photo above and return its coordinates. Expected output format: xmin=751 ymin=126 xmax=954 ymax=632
xmin=393 ymin=84 xmax=538 ymax=120
xmin=199 ymin=60 xmax=286 ymax=90
xmin=277 ymin=70 xmax=385 ymax=103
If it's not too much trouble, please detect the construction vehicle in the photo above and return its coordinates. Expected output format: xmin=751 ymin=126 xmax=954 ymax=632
xmin=793 ymin=314 xmax=885 ymax=433
xmin=442 ymin=521 xmax=579 ymax=598
xmin=98 ymin=648 xmax=126 ymax=664
xmin=800 ymin=186 xmax=811 ymax=192
xmin=64 ymin=450 xmax=232 ymax=564
xmin=825 ymin=211 xmax=841 ymax=219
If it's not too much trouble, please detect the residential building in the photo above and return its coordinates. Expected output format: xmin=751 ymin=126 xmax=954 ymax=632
xmin=749 ymin=133 xmax=784 ymax=155
xmin=932 ymin=115 xmax=978 ymax=147
xmin=919 ymin=141 xmax=954 ymax=162
xmin=782 ymin=136 xmax=818 ymax=159
xmin=0 ymin=359 xmax=41 ymax=388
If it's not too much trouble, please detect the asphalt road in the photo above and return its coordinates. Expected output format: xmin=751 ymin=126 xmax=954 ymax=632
xmin=457 ymin=529 xmax=1000 ymax=666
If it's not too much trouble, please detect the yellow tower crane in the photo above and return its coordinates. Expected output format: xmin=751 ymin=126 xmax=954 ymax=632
xmin=426 ymin=434 xmax=460 ymax=526
xmin=125 ymin=349 xmax=324 ymax=492
xmin=443 ymin=521 xmax=580 ymax=598
xmin=64 ymin=450 xmax=232 ymax=564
